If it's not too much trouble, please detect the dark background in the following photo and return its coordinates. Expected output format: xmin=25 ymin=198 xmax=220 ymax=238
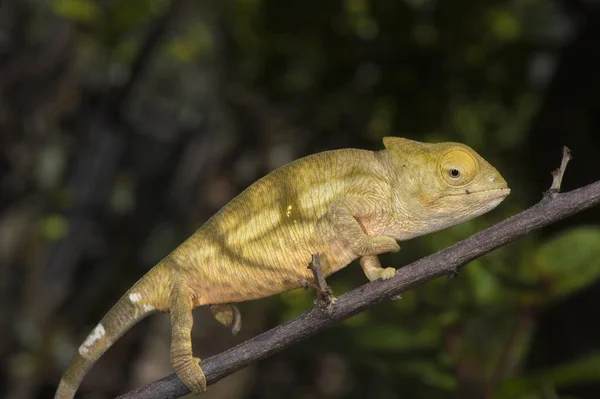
xmin=1 ymin=0 xmax=600 ymax=398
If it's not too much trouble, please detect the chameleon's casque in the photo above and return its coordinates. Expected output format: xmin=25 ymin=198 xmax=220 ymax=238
xmin=54 ymin=137 xmax=509 ymax=398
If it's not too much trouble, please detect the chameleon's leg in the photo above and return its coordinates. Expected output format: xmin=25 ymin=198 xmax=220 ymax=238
xmin=170 ymin=280 xmax=207 ymax=394
xmin=360 ymin=255 xmax=396 ymax=281
xmin=210 ymin=304 xmax=242 ymax=335
xmin=327 ymin=198 xmax=400 ymax=256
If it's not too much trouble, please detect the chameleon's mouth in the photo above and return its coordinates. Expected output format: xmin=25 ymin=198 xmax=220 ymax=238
xmin=432 ymin=187 xmax=510 ymax=205
xmin=468 ymin=187 xmax=511 ymax=196
xmin=443 ymin=187 xmax=510 ymax=198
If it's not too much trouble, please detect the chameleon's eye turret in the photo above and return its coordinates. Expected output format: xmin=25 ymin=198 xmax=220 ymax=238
xmin=439 ymin=149 xmax=478 ymax=186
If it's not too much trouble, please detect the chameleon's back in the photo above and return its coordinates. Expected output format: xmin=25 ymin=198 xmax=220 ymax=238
xmin=172 ymin=148 xmax=387 ymax=304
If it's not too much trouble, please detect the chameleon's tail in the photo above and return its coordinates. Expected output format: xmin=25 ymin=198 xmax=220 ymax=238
xmin=54 ymin=266 xmax=168 ymax=399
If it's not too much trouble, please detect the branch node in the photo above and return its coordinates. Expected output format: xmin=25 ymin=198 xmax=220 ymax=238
xmin=546 ymin=146 xmax=572 ymax=196
xmin=307 ymin=254 xmax=336 ymax=310
xmin=447 ymin=267 xmax=460 ymax=278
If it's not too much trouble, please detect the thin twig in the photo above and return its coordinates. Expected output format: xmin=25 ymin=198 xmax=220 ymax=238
xmin=118 ymin=149 xmax=600 ymax=399
xmin=307 ymin=254 xmax=336 ymax=310
xmin=548 ymin=146 xmax=572 ymax=193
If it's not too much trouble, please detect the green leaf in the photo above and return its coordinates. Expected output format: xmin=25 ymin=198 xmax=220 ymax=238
xmin=396 ymin=359 xmax=457 ymax=390
xmin=466 ymin=259 xmax=504 ymax=306
xmin=494 ymin=353 xmax=600 ymax=398
xmin=487 ymin=8 xmax=520 ymax=42
xmin=350 ymin=324 xmax=438 ymax=353
xmin=51 ymin=0 xmax=101 ymax=23
xmin=40 ymin=214 xmax=69 ymax=241
xmin=531 ymin=227 xmax=600 ymax=301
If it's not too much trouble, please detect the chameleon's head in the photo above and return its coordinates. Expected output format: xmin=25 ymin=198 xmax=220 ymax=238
xmin=382 ymin=137 xmax=510 ymax=236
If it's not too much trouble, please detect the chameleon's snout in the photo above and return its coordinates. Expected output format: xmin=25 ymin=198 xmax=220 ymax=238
xmin=493 ymin=176 xmax=510 ymax=197
xmin=480 ymin=164 xmax=510 ymax=196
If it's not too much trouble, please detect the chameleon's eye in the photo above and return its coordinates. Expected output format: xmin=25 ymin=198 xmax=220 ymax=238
xmin=440 ymin=149 xmax=477 ymax=186
xmin=449 ymin=168 xmax=460 ymax=178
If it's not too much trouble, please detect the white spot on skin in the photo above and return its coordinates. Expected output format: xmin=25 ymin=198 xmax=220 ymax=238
xmin=129 ymin=292 xmax=154 ymax=313
xmin=129 ymin=292 xmax=141 ymax=302
xmin=143 ymin=304 xmax=155 ymax=312
xmin=488 ymin=175 xmax=495 ymax=183
xmin=78 ymin=323 xmax=106 ymax=357
xmin=286 ymin=205 xmax=293 ymax=218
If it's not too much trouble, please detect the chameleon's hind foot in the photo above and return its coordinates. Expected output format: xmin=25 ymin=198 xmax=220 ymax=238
xmin=210 ymin=304 xmax=242 ymax=335
xmin=175 ymin=357 xmax=207 ymax=395
xmin=170 ymin=280 xmax=208 ymax=394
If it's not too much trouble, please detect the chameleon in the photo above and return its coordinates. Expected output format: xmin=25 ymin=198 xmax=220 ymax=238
xmin=54 ymin=137 xmax=510 ymax=398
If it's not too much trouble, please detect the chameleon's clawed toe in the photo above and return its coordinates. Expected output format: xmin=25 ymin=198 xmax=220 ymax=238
xmin=378 ymin=267 xmax=396 ymax=280
xmin=177 ymin=359 xmax=207 ymax=395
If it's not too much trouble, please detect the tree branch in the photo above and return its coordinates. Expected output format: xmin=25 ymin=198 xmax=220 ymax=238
xmin=119 ymin=154 xmax=600 ymax=399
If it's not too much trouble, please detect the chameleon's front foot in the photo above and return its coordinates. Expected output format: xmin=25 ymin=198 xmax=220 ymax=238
xmin=368 ymin=266 xmax=396 ymax=280
xmin=359 ymin=255 xmax=396 ymax=281
xmin=172 ymin=355 xmax=207 ymax=394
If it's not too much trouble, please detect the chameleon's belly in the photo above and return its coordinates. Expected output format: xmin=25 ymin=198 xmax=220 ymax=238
xmin=186 ymin=220 xmax=356 ymax=305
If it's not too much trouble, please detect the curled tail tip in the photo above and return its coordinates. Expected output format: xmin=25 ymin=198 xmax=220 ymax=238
xmin=54 ymin=289 xmax=157 ymax=399
xmin=54 ymin=267 xmax=165 ymax=399
xmin=54 ymin=350 xmax=94 ymax=399
xmin=54 ymin=377 xmax=76 ymax=399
